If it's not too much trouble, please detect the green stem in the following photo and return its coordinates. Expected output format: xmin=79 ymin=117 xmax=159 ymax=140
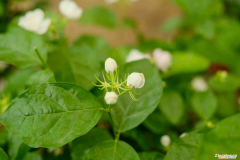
xmin=34 ymin=47 xmax=48 ymax=69
xmin=108 ymin=111 xmax=116 ymax=138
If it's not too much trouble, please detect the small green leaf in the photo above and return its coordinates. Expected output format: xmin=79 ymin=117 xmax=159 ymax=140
xmin=159 ymin=91 xmax=184 ymax=125
xmin=85 ymin=140 xmax=140 ymax=160
xmin=0 ymin=27 xmax=47 ymax=68
xmin=71 ymin=128 xmax=112 ymax=160
xmin=165 ymin=53 xmax=210 ymax=77
xmin=80 ymin=6 xmax=116 ymax=28
xmin=111 ymin=60 xmax=163 ymax=133
xmin=0 ymin=148 xmax=9 ymax=160
xmin=139 ymin=152 xmax=164 ymax=160
xmin=0 ymin=83 xmax=103 ymax=148
xmin=47 ymin=45 xmax=101 ymax=91
xmin=8 ymin=134 xmax=30 ymax=160
xmin=23 ymin=152 xmax=42 ymax=160
xmin=191 ymin=91 xmax=217 ymax=120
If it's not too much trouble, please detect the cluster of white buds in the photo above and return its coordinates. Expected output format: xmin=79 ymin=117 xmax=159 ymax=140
xmin=126 ymin=48 xmax=172 ymax=73
xmin=94 ymin=58 xmax=145 ymax=106
xmin=59 ymin=0 xmax=83 ymax=20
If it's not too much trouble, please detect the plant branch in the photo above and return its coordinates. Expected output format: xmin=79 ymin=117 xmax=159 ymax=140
xmin=34 ymin=47 xmax=48 ymax=69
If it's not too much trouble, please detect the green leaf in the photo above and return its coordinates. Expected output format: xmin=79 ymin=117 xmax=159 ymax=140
xmin=23 ymin=152 xmax=42 ymax=160
xmin=165 ymin=53 xmax=210 ymax=77
xmin=26 ymin=69 xmax=56 ymax=87
xmin=159 ymin=91 xmax=184 ymax=125
xmin=80 ymin=6 xmax=116 ymax=28
xmin=162 ymin=16 xmax=183 ymax=33
xmin=47 ymin=45 xmax=101 ymax=91
xmin=0 ymin=128 xmax=8 ymax=146
xmin=8 ymin=134 xmax=30 ymax=160
xmin=111 ymin=60 xmax=162 ymax=133
xmin=0 ymin=27 xmax=47 ymax=68
xmin=139 ymin=152 xmax=164 ymax=160
xmin=165 ymin=114 xmax=240 ymax=160
xmin=71 ymin=128 xmax=112 ymax=160
xmin=0 ymin=83 xmax=103 ymax=148
xmin=85 ymin=140 xmax=140 ymax=160
xmin=73 ymin=35 xmax=110 ymax=61
xmin=0 ymin=148 xmax=9 ymax=160
xmin=191 ymin=91 xmax=217 ymax=120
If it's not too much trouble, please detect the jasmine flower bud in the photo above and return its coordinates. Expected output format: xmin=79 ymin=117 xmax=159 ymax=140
xmin=104 ymin=92 xmax=118 ymax=104
xmin=179 ymin=133 xmax=187 ymax=138
xmin=105 ymin=58 xmax=117 ymax=73
xmin=18 ymin=9 xmax=51 ymax=35
xmin=191 ymin=77 xmax=208 ymax=92
xmin=59 ymin=0 xmax=83 ymax=20
xmin=127 ymin=72 xmax=145 ymax=88
xmin=152 ymin=48 xmax=172 ymax=72
xmin=160 ymin=135 xmax=171 ymax=147
xmin=126 ymin=49 xmax=151 ymax=63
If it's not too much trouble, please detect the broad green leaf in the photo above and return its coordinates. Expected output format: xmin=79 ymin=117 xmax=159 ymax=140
xmin=191 ymin=91 xmax=217 ymax=120
xmin=8 ymin=134 xmax=30 ymax=160
xmin=111 ymin=60 xmax=162 ymax=133
xmin=85 ymin=140 xmax=140 ymax=160
xmin=109 ymin=47 xmax=130 ymax=66
xmin=195 ymin=20 xmax=215 ymax=39
xmin=26 ymin=69 xmax=56 ymax=87
xmin=47 ymin=45 xmax=101 ymax=91
xmin=139 ymin=152 xmax=164 ymax=160
xmin=162 ymin=16 xmax=183 ymax=33
xmin=74 ymin=35 xmax=110 ymax=61
xmin=71 ymin=128 xmax=112 ymax=160
xmin=159 ymin=91 xmax=184 ymax=125
xmin=165 ymin=114 xmax=240 ymax=160
xmin=0 ymin=83 xmax=103 ymax=148
xmin=23 ymin=152 xmax=42 ymax=160
xmin=80 ymin=6 xmax=116 ymax=28
xmin=164 ymin=53 xmax=210 ymax=77
xmin=0 ymin=27 xmax=47 ymax=68
xmin=0 ymin=148 xmax=9 ymax=160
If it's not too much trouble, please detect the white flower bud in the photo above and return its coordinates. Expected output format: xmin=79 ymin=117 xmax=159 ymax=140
xmin=105 ymin=0 xmax=119 ymax=4
xmin=191 ymin=77 xmax=208 ymax=92
xmin=105 ymin=58 xmax=117 ymax=73
xmin=179 ymin=133 xmax=187 ymax=138
xmin=160 ymin=135 xmax=171 ymax=147
xmin=59 ymin=0 xmax=83 ymax=20
xmin=127 ymin=72 xmax=145 ymax=88
xmin=18 ymin=9 xmax=51 ymax=35
xmin=126 ymin=49 xmax=151 ymax=63
xmin=152 ymin=48 xmax=172 ymax=72
xmin=104 ymin=92 xmax=118 ymax=104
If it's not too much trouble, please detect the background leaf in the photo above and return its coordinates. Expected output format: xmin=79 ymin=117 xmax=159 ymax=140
xmin=0 ymin=83 xmax=103 ymax=148
xmin=0 ymin=27 xmax=47 ymax=68
xmin=0 ymin=148 xmax=9 ymax=160
xmin=80 ymin=6 xmax=116 ymax=28
xmin=23 ymin=152 xmax=42 ymax=160
xmin=71 ymin=128 xmax=112 ymax=160
xmin=85 ymin=140 xmax=140 ymax=160
xmin=191 ymin=91 xmax=217 ymax=120
xmin=139 ymin=152 xmax=164 ymax=160
xmin=159 ymin=91 xmax=184 ymax=125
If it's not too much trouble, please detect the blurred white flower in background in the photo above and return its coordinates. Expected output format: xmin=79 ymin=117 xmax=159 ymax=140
xmin=152 ymin=48 xmax=172 ymax=73
xmin=191 ymin=77 xmax=208 ymax=92
xmin=18 ymin=9 xmax=51 ymax=35
xmin=105 ymin=0 xmax=119 ymax=4
xmin=104 ymin=92 xmax=118 ymax=104
xmin=105 ymin=58 xmax=117 ymax=73
xmin=59 ymin=0 xmax=83 ymax=20
xmin=127 ymin=72 xmax=145 ymax=88
xmin=179 ymin=133 xmax=187 ymax=138
xmin=160 ymin=135 xmax=171 ymax=147
xmin=126 ymin=49 xmax=150 ymax=63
